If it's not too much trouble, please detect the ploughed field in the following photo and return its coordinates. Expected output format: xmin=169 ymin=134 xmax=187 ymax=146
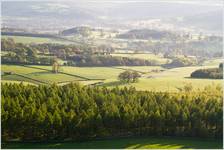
xmin=2 ymin=137 xmax=222 ymax=149
xmin=1 ymin=64 xmax=222 ymax=92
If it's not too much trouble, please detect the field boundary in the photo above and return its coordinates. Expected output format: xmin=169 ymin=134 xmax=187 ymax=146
xmin=14 ymin=73 xmax=48 ymax=84
xmin=23 ymin=65 xmax=90 ymax=80
xmin=23 ymin=65 xmax=106 ymax=81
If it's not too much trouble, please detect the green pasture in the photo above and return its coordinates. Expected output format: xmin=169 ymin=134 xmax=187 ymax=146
xmin=202 ymin=58 xmax=223 ymax=66
xmin=111 ymin=53 xmax=170 ymax=64
xmin=103 ymin=77 xmax=221 ymax=92
xmin=1 ymin=65 xmax=44 ymax=74
xmin=29 ymin=65 xmax=123 ymax=79
xmin=114 ymin=66 xmax=164 ymax=73
xmin=150 ymin=66 xmax=218 ymax=78
xmin=100 ymin=65 xmax=222 ymax=92
xmin=1 ymin=64 xmax=222 ymax=92
xmin=2 ymin=74 xmax=42 ymax=85
xmin=2 ymin=137 xmax=222 ymax=149
xmin=1 ymin=35 xmax=72 ymax=44
xmin=61 ymin=66 xmax=124 ymax=79
xmin=1 ymin=65 xmax=84 ymax=84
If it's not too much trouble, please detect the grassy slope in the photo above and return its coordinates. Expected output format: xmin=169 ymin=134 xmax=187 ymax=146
xmin=2 ymin=74 xmax=42 ymax=85
xmin=1 ymin=35 xmax=72 ymax=44
xmin=114 ymin=66 xmax=164 ymax=73
xmin=30 ymin=65 xmax=124 ymax=79
xmin=111 ymin=53 xmax=170 ymax=64
xmin=202 ymin=58 xmax=223 ymax=66
xmin=101 ymin=65 xmax=222 ymax=92
xmin=61 ymin=66 xmax=124 ymax=79
xmin=1 ymin=64 xmax=222 ymax=91
xmin=2 ymin=137 xmax=222 ymax=149
xmin=1 ymin=65 xmax=84 ymax=84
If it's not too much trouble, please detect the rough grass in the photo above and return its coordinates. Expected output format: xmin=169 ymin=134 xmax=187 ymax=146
xmin=2 ymin=137 xmax=222 ymax=149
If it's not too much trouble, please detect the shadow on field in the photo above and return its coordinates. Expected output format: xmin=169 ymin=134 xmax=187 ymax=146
xmin=2 ymin=137 xmax=222 ymax=149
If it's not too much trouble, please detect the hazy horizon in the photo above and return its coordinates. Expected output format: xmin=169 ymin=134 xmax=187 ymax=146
xmin=2 ymin=0 xmax=223 ymax=35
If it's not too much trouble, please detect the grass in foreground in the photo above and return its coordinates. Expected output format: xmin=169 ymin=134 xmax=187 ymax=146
xmin=2 ymin=137 xmax=222 ymax=149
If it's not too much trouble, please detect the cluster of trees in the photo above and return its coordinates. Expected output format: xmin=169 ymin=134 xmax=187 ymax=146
xmin=191 ymin=64 xmax=223 ymax=79
xmin=2 ymin=39 xmax=157 ymax=67
xmin=118 ymin=70 xmax=141 ymax=83
xmin=60 ymin=26 xmax=92 ymax=36
xmin=2 ymin=83 xmax=222 ymax=141
xmin=2 ymin=38 xmax=91 ymax=61
xmin=1 ymin=38 xmax=55 ymax=65
xmin=126 ymin=36 xmax=222 ymax=58
xmin=163 ymin=57 xmax=197 ymax=68
xmin=67 ymin=55 xmax=159 ymax=67
xmin=2 ymin=38 xmax=159 ymax=67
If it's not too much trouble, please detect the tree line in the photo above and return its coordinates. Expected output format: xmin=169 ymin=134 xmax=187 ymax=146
xmin=67 ymin=55 xmax=159 ymax=67
xmin=1 ymin=83 xmax=222 ymax=141
xmin=126 ymin=37 xmax=222 ymax=58
xmin=2 ymin=38 xmax=159 ymax=67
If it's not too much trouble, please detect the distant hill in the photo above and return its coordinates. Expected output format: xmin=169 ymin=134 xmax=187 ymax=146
xmin=117 ymin=29 xmax=179 ymax=40
xmin=60 ymin=26 xmax=93 ymax=36
xmin=2 ymin=1 xmax=222 ymax=33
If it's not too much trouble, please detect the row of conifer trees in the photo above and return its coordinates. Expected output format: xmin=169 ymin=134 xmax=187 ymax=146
xmin=1 ymin=83 xmax=222 ymax=141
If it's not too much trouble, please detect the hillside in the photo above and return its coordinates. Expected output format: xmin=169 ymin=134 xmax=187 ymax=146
xmin=60 ymin=26 xmax=93 ymax=36
xmin=117 ymin=29 xmax=179 ymax=40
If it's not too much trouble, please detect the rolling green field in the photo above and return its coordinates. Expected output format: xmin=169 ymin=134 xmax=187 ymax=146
xmin=2 ymin=35 xmax=73 ymax=44
xmin=111 ymin=53 xmax=171 ymax=64
xmin=101 ymin=65 xmax=222 ymax=92
xmin=2 ymin=137 xmax=222 ymax=149
xmin=202 ymin=58 xmax=223 ymax=66
xmin=114 ymin=66 xmax=164 ymax=73
xmin=30 ymin=65 xmax=124 ymax=79
xmin=1 ymin=64 xmax=222 ymax=92
xmin=1 ymin=65 xmax=85 ymax=84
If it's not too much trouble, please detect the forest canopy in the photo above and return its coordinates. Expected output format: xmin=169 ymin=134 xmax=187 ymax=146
xmin=1 ymin=83 xmax=222 ymax=141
